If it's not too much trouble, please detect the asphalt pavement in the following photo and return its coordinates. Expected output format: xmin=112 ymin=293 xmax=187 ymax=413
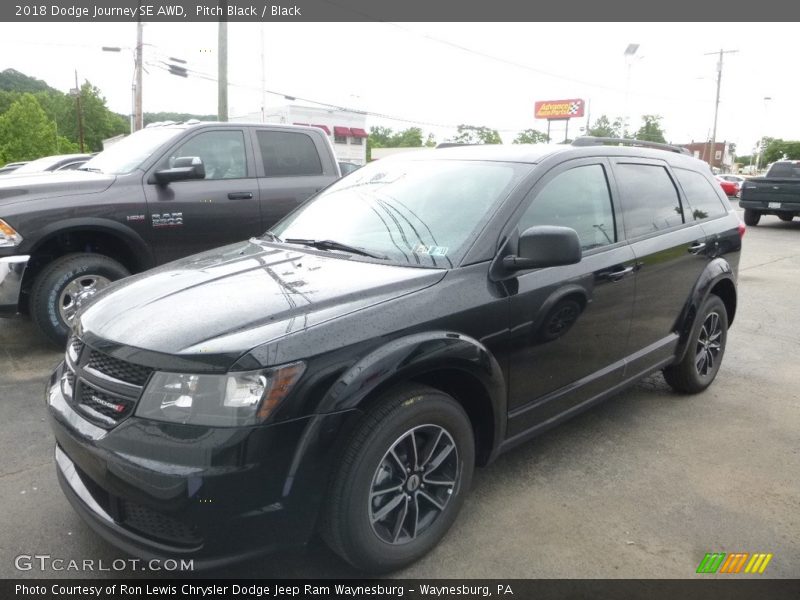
xmin=1 ymin=204 xmax=798 ymax=579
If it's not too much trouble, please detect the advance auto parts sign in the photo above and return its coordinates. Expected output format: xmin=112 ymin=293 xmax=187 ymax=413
xmin=535 ymin=98 xmax=585 ymax=119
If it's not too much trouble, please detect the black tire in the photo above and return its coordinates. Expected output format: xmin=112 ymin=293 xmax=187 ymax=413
xmin=321 ymin=385 xmax=475 ymax=573
xmin=778 ymin=214 xmax=794 ymax=222
xmin=30 ymin=253 xmax=130 ymax=347
xmin=743 ymin=209 xmax=761 ymax=226
xmin=663 ymin=294 xmax=728 ymax=394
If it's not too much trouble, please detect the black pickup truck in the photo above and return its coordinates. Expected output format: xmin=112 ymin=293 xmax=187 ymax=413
xmin=740 ymin=159 xmax=800 ymax=225
xmin=0 ymin=122 xmax=341 ymax=345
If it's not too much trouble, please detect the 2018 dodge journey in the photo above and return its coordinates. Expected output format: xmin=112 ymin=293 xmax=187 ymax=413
xmin=47 ymin=138 xmax=742 ymax=573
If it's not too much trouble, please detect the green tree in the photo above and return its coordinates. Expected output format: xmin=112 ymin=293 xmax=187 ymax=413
xmin=635 ymin=115 xmax=667 ymax=143
xmin=587 ymin=115 xmax=624 ymax=138
xmin=513 ymin=129 xmax=549 ymax=144
xmin=451 ymin=124 xmax=502 ymax=145
xmin=424 ymin=133 xmax=436 ymax=147
xmin=76 ymin=82 xmax=128 ymax=151
xmin=0 ymin=94 xmax=77 ymax=163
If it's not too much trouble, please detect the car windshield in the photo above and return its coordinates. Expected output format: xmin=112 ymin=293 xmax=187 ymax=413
xmin=271 ymin=158 xmax=525 ymax=268
xmin=79 ymin=127 xmax=184 ymax=175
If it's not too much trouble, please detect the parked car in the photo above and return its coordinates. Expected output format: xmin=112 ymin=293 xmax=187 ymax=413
xmin=7 ymin=153 xmax=93 ymax=175
xmin=717 ymin=174 xmax=747 ymax=197
xmin=0 ymin=161 xmax=28 ymax=176
xmin=0 ymin=122 xmax=341 ymax=345
xmin=740 ymin=159 xmax=800 ymax=225
xmin=715 ymin=175 xmax=739 ymax=197
xmin=46 ymin=137 xmax=741 ymax=573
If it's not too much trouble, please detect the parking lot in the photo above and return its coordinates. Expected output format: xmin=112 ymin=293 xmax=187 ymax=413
xmin=0 ymin=203 xmax=798 ymax=579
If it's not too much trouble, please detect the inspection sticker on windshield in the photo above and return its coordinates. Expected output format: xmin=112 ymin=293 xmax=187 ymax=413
xmin=414 ymin=243 xmax=449 ymax=256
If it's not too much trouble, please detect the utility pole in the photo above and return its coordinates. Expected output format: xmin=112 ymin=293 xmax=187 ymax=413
xmin=74 ymin=70 xmax=85 ymax=152
xmin=704 ymin=48 xmax=738 ymax=170
xmin=218 ymin=4 xmax=228 ymax=122
xmin=134 ymin=19 xmax=144 ymax=131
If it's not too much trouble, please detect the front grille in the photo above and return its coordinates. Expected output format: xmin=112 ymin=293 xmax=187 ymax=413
xmin=121 ymin=499 xmax=202 ymax=546
xmin=87 ymin=350 xmax=153 ymax=386
xmin=63 ymin=337 xmax=153 ymax=430
xmin=78 ymin=382 xmax=135 ymax=422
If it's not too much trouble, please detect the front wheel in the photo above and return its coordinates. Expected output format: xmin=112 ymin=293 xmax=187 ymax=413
xmin=743 ymin=209 xmax=761 ymax=226
xmin=663 ymin=294 xmax=728 ymax=394
xmin=321 ymin=385 xmax=475 ymax=573
xmin=30 ymin=253 xmax=130 ymax=347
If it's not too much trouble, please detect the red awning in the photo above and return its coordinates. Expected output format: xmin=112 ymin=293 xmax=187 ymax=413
xmin=334 ymin=126 xmax=352 ymax=137
xmin=350 ymin=127 xmax=368 ymax=138
xmin=311 ymin=124 xmax=330 ymax=134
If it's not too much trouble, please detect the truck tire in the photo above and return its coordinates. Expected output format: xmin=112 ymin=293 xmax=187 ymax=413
xmin=743 ymin=209 xmax=761 ymax=226
xmin=321 ymin=385 xmax=474 ymax=573
xmin=778 ymin=214 xmax=794 ymax=222
xmin=663 ymin=294 xmax=728 ymax=394
xmin=31 ymin=253 xmax=130 ymax=347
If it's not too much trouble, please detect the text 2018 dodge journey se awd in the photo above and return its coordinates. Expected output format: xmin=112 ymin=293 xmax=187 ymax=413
xmin=47 ymin=138 xmax=742 ymax=573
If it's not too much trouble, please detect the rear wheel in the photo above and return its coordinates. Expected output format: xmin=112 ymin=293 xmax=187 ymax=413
xmin=778 ymin=214 xmax=794 ymax=222
xmin=30 ymin=253 xmax=129 ymax=347
xmin=321 ymin=385 xmax=474 ymax=573
xmin=663 ymin=294 xmax=728 ymax=394
xmin=743 ymin=209 xmax=761 ymax=226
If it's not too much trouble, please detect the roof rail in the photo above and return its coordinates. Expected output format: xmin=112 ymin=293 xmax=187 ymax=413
xmin=435 ymin=142 xmax=481 ymax=149
xmin=572 ymin=136 xmax=691 ymax=155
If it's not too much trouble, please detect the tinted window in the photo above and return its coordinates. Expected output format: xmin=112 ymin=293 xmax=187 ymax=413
xmin=615 ymin=164 xmax=683 ymax=238
xmin=164 ymin=130 xmax=247 ymax=180
xmin=674 ymin=168 xmax=727 ymax=221
xmin=518 ymin=164 xmax=616 ymax=251
xmin=766 ymin=162 xmax=800 ymax=178
xmin=257 ymin=131 xmax=322 ymax=177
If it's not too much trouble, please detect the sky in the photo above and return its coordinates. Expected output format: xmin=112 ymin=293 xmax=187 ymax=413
xmin=0 ymin=21 xmax=794 ymax=154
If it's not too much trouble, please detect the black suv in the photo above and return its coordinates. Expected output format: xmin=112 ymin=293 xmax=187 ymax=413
xmin=47 ymin=138 xmax=742 ymax=573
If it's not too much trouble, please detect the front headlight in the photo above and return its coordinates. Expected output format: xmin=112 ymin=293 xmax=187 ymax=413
xmin=135 ymin=362 xmax=305 ymax=426
xmin=0 ymin=219 xmax=23 ymax=247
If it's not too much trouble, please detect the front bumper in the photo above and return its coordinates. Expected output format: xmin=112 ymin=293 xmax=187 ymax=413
xmin=0 ymin=255 xmax=28 ymax=316
xmin=47 ymin=361 xmax=357 ymax=568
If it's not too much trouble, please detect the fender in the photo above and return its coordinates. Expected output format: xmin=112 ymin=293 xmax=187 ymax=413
xmin=672 ymin=257 xmax=736 ymax=364
xmin=317 ymin=331 xmax=507 ymax=461
xmin=23 ymin=217 xmax=155 ymax=271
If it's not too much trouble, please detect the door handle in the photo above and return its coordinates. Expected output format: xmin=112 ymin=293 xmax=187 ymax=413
xmin=603 ymin=265 xmax=635 ymax=282
xmin=688 ymin=242 xmax=707 ymax=255
xmin=228 ymin=192 xmax=253 ymax=200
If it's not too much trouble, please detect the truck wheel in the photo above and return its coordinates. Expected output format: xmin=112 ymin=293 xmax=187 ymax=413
xmin=663 ymin=294 xmax=728 ymax=394
xmin=31 ymin=253 xmax=130 ymax=347
xmin=321 ymin=385 xmax=474 ymax=573
xmin=743 ymin=209 xmax=761 ymax=226
xmin=778 ymin=214 xmax=794 ymax=222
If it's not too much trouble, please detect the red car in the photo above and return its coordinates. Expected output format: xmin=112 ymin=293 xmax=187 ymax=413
xmin=715 ymin=175 xmax=740 ymax=197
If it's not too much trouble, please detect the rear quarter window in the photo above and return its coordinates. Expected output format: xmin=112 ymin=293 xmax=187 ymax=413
xmin=673 ymin=167 xmax=728 ymax=221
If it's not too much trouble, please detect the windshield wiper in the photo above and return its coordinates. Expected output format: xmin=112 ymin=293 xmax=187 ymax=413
xmin=283 ymin=238 xmax=387 ymax=259
xmin=78 ymin=167 xmax=103 ymax=173
xmin=261 ymin=230 xmax=282 ymax=242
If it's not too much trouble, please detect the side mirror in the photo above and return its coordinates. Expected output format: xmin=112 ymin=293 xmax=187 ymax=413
xmin=503 ymin=225 xmax=582 ymax=271
xmin=154 ymin=156 xmax=205 ymax=184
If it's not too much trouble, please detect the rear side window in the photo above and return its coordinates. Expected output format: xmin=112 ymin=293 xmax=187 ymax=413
xmin=615 ymin=163 xmax=683 ymax=238
xmin=674 ymin=168 xmax=728 ymax=221
xmin=256 ymin=130 xmax=323 ymax=177
xmin=518 ymin=164 xmax=616 ymax=251
xmin=766 ymin=162 xmax=800 ymax=178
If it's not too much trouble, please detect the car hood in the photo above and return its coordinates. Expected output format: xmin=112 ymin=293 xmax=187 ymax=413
xmin=79 ymin=240 xmax=446 ymax=361
xmin=0 ymin=170 xmax=115 ymax=206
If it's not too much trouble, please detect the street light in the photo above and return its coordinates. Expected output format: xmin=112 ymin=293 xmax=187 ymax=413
xmin=623 ymin=43 xmax=640 ymax=136
xmin=756 ymin=96 xmax=772 ymax=171
xmin=102 ymin=45 xmax=135 ymax=133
